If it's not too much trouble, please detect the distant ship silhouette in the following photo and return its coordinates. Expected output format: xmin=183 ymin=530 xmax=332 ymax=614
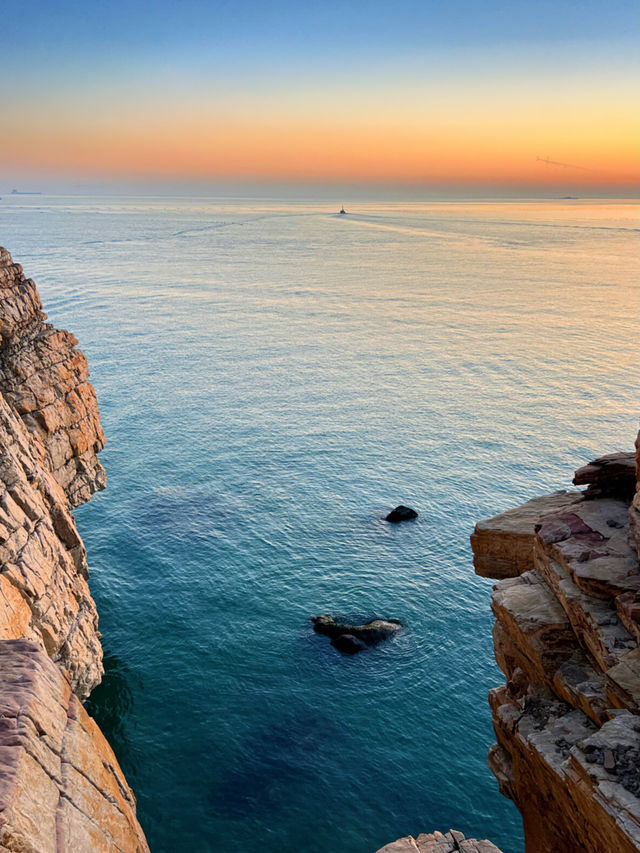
xmin=338 ymin=205 xmax=347 ymax=215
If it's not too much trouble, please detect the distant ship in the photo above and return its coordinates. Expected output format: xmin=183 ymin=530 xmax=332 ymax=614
xmin=338 ymin=205 xmax=347 ymax=215
xmin=11 ymin=189 xmax=42 ymax=195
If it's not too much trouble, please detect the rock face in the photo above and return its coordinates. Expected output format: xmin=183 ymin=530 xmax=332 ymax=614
xmin=0 ymin=247 xmax=106 ymax=507
xmin=0 ymin=248 xmax=148 ymax=852
xmin=0 ymin=640 xmax=150 ymax=853
xmin=0 ymin=389 xmax=102 ymax=698
xmin=376 ymin=829 xmax=502 ymax=852
xmin=472 ymin=435 xmax=640 ymax=852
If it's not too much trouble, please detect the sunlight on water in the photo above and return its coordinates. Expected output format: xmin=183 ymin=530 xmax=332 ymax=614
xmin=1 ymin=197 xmax=637 ymax=853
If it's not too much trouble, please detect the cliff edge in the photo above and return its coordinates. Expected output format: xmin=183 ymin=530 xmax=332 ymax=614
xmin=0 ymin=248 xmax=149 ymax=852
xmin=472 ymin=441 xmax=640 ymax=852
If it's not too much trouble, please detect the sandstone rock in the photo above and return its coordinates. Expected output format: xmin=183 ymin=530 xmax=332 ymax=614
xmin=376 ymin=830 xmax=503 ymax=852
xmin=0 ymin=248 xmax=149 ymax=852
xmin=0 ymin=640 xmax=149 ymax=853
xmin=0 ymin=389 xmax=102 ymax=697
xmin=476 ymin=436 xmax=640 ymax=852
xmin=573 ymin=451 xmax=637 ymax=501
xmin=0 ymin=248 xmax=106 ymax=695
xmin=490 ymin=688 xmax=640 ymax=853
xmin=535 ymin=498 xmax=640 ymax=600
xmin=489 ymin=571 xmax=611 ymax=723
xmin=471 ymin=491 xmax=583 ymax=579
xmin=0 ymin=248 xmax=105 ymax=507
xmin=385 ymin=505 xmax=418 ymax=523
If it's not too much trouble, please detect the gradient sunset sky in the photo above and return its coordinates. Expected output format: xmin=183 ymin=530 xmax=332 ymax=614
xmin=2 ymin=0 xmax=638 ymax=194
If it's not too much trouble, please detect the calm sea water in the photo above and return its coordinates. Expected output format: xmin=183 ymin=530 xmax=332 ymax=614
xmin=1 ymin=196 xmax=637 ymax=853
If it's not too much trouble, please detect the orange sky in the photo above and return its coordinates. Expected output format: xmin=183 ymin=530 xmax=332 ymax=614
xmin=5 ymin=103 xmax=636 ymax=188
xmin=2 ymin=21 xmax=638 ymax=191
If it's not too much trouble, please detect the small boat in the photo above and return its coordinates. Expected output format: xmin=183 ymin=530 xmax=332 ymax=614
xmin=338 ymin=205 xmax=347 ymax=215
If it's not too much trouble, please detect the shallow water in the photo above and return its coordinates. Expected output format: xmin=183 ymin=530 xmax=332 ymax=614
xmin=1 ymin=196 xmax=637 ymax=853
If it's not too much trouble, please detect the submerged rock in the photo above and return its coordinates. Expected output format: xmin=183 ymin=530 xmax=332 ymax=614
xmin=312 ymin=614 xmax=402 ymax=653
xmin=385 ymin=505 xmax=418 ymax=523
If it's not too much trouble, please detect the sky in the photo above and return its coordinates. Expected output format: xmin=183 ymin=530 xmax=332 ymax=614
xmin=1 ymin=0 xmax=638 ymax=194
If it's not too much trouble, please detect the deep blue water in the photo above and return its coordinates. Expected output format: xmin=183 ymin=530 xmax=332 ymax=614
xmin=1 ymin=197 xmax=637 ymax=853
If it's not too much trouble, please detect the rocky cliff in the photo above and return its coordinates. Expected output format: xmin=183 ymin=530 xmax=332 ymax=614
xmin=472 ymin=443 xmax=640 ymax=852
xmin=0 ymin=248 xmax=149 ymax=852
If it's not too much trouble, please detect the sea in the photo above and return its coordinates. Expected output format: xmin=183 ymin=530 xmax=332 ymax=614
xmin=0 ymin=196 xmax=637 ymax=853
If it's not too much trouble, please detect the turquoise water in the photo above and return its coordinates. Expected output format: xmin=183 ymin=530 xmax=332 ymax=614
xmin=1 ymin=197 xmax=637 ymax=853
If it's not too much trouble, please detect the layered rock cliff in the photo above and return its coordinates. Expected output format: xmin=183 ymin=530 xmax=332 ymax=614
xmin=0 ymin=246 xmax=106 ymax=508
xmin=472 ymin=442 xmax=640 ymax=852
xmin=0 ymin=248 xmax=149 ymax=852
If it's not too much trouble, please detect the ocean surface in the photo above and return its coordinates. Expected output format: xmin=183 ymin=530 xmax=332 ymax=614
xmin=1 ymin=196 xmax=637 ymax=853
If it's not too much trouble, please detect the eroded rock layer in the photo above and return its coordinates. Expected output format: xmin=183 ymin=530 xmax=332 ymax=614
xmin=473 ymin=433 xmax=640 ymax=852
xmin=0 ymin=248 xmax=148 ymax=852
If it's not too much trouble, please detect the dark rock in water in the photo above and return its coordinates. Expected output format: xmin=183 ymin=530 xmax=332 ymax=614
xmin=385 ymin=505 xmax=418 ymax=523
xmin=312 ymin=615 xmax=402 ymax=651
xmin=330 ymin=634 xmax=368 ymax=654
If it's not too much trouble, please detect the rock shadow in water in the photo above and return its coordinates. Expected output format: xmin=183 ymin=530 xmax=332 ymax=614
xmin=206 ymin=709 xmax=343 ymax=819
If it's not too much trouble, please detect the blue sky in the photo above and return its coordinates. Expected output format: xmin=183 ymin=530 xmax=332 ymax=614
xmin=6 ymin=0 xmax=638 ymax=58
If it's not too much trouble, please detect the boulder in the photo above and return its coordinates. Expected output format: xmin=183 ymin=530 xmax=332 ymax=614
xmin=312 ymin=615 xmax=402 ymax=652
xmin=386 ymin=505 xmax=418 ymax=523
